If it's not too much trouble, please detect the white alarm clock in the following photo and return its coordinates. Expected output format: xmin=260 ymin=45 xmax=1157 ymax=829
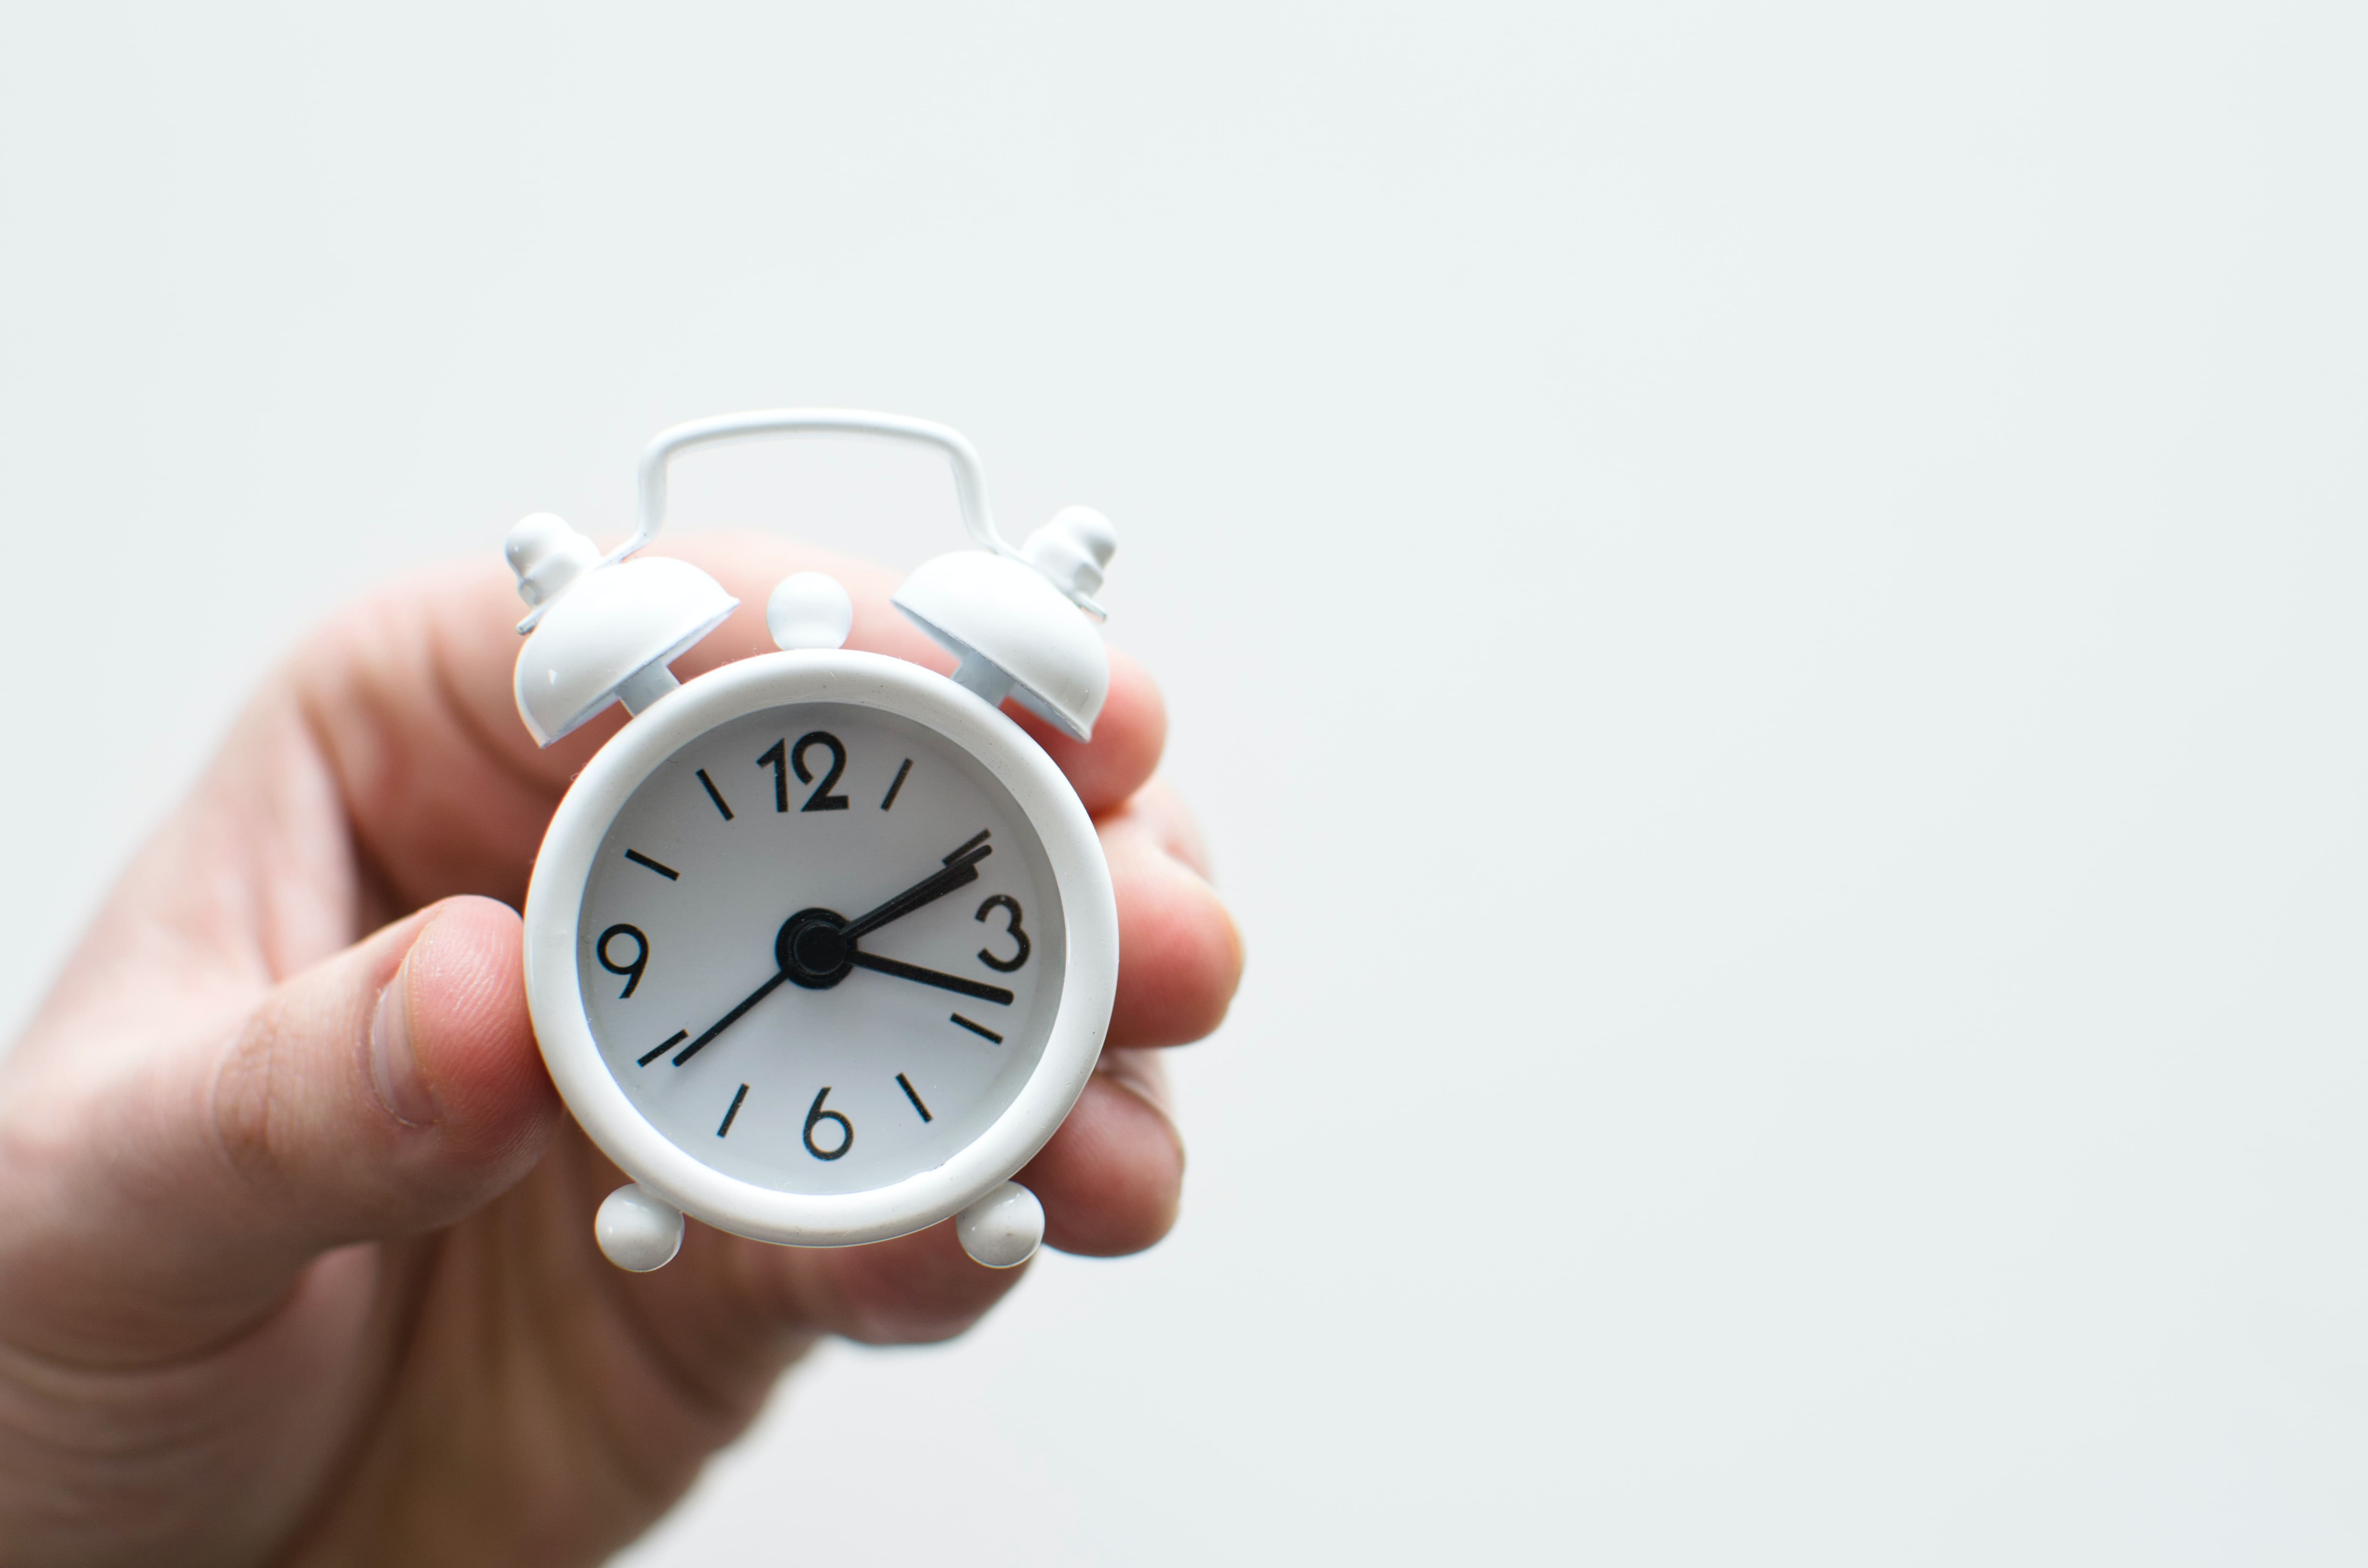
xmin=502 ymin=410 xmax=1121 ymax=1274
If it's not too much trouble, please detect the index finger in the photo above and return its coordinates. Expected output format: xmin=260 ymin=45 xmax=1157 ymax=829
xmin=301 ymin=533 xmax=1167 ymax=914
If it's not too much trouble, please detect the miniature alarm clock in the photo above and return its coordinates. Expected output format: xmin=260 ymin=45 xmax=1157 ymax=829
xmin=502 ymin=410 xmax=1120 ymax=1274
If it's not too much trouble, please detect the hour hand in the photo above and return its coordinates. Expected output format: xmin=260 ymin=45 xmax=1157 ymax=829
xmin=844 ymin=950 xmax=1014 ymax=1005
xmin=840 ymin=830 xmax=994 ymax=941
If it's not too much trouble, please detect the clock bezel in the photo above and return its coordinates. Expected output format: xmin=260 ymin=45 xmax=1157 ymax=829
xmin=522 ymin=649 xmax=1118 ymax=1248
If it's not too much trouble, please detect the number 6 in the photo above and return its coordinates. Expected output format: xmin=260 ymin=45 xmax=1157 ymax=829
xmin=803 ymin=1086 xmax=853 ymax=1161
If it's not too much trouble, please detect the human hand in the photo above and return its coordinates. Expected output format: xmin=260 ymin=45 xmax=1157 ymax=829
xmin=0 ymin=538 xmax=1242 ymax=1566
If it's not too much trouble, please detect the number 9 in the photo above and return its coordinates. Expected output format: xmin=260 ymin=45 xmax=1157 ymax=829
xmin=597 ymin=923 xmax=649 ymax=998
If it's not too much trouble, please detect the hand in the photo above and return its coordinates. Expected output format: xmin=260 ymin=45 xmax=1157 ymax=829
xmin=0 ymin=538 xmax=1243 ymax=1567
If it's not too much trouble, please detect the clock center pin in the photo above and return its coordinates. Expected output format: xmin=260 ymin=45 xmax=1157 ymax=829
xmin=778 ymin=908 xmax=854 ymax=988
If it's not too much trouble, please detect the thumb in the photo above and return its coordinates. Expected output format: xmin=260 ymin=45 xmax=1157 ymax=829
xmin=0 ymin=897 xmax=559 ymax=1361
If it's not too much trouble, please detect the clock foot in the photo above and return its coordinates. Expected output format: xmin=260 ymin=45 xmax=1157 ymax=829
xmin=596 ymin=1183 xmax=685 ymax=1272
xmin=955 ymin=1181 xmax=1044 ymax=1269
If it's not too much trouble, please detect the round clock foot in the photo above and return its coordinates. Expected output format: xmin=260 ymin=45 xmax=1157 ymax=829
xmin=955 ymin=1181 xmax=1044 ymax=1268
xmin=596 ymin=1183 xmax=684 ymax=1272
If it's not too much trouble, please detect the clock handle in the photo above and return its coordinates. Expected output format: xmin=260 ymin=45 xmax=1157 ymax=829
xmin=517 ymin=410 xmax=1015 ymax=634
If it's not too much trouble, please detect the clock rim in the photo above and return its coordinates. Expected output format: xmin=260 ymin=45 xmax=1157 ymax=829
xmin=521 ymin=648 xmax=1118 ymax=1247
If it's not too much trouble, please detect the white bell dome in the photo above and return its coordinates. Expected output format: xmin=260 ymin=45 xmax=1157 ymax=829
xmin=893 ymin=551 xmax=1109 ymax=740
xmin=510 ymin=541 xmax=738 ymax=746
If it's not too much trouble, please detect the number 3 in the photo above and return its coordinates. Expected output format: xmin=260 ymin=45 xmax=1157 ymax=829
xmin=974 ymin=895 xmax=1031 ymax=973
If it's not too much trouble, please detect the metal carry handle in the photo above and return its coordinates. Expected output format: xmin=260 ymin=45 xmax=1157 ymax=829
xmin=639 ymin=408 xmax=1011 ymax=558
xmin=515 ymin=410 xmax=1023 ymax=634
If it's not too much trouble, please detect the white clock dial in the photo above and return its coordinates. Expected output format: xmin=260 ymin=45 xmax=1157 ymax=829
xmin=575 ymin=701 xmax=1068 ymax=1197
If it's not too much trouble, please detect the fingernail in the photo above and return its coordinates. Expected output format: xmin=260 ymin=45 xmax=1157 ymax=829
xmin=369 ymin=957 xmax=439 ymax=1126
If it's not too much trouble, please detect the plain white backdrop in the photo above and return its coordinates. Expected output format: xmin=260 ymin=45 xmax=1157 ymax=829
xmin=5 ymin=3 xmax=2368 ymax=1562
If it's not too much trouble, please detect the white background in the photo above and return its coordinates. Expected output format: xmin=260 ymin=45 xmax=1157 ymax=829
xmin=4 ymin=3 xmax=2366 ymax=1563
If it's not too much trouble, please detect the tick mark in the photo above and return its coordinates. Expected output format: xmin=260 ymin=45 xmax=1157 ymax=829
xmin=638 ymin=1029 xmax=690 ymax=1067
xmin=717 ymin=1083 xmax=749 ymax=1137
xmin=895 ymin=1072 xmax=933 ymax=1122
xmin=944 ymin=828 xmax=990 ymax=865
xmin=624 ymin=849 xmax=679 ymax=880
xmin=880 ymin=757 xmax=913 ymax=811
xmin=696 ymin=768 xmax=734 ymax=821
xmin=949 ymin=1013 xmax=1004 ymax=1044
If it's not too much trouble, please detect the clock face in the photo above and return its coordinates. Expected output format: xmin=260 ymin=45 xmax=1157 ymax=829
xmin=575 ymin=700 xmax=1068 ymax=1197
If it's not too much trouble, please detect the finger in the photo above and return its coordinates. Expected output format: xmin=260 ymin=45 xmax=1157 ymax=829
xmin=0 ymin=898 xmax=557 ymax=1361
xmin=669 ymin=541 xmax=1166 ymax=811
xmin=727 ymin=1051 xmax=1180 ymax=1344
xmin=1103 ymin=783 xmax=1245 ymax=1049
xmin=1024 ymin=1051 xmax=1186 ymax=1257
xmin=997 ymin=648 xmax=1167 ymax=813
xmin=762 ymin=1220 xmax=1030 ymax=1347
xmin=305 ymin=536 xmax=1170 ymax=911
xmin=709 ymin=1177 xmax=1031 ymax=1347
xmin=1100 ymin=770 xmax=1221 ymax=880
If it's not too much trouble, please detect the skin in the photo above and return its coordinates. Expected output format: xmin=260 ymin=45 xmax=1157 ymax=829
xmin=0 ymin=537 xmax=1243 ymax=1566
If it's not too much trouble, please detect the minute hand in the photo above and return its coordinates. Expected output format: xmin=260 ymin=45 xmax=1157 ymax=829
xmin=841 ymin=838 xmax=993 ymax=942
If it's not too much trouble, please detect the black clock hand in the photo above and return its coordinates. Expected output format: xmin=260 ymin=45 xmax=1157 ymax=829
xmin=843 ymin=950 xmax=1016 ymax=1005
xmin=670 ymin=833 xmax=1004 ymax=1066
xmin=839 ymin=831 xmax=994 ymax=942
xmin=669 ymin=969 xmax=793 ymax=1066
